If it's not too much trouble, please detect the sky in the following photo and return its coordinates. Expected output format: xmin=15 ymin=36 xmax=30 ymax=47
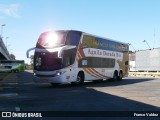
xmin=0 ymin=0 xmax=160 ymax=64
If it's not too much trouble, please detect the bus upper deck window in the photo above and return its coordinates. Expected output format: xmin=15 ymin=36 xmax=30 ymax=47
xmin=65 ymin=31 xmax=81 ymax=46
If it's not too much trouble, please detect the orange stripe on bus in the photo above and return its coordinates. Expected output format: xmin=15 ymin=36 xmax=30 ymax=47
xmin=77 ymin=50 xmax=111 ymax=79
xmin=90 ymin=68 xmax=110 ymax=78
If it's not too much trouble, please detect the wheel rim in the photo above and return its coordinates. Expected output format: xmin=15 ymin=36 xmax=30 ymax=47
xmin=114 ymin=73 xmax=117 ymax=80
xmin=76 ymin=76 xmax=81 ymax=83
xmin=119 ymin=72 xmax=122 ymax=79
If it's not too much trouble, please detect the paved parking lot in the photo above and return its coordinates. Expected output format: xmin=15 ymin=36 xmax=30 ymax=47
xmin=0 ymin=71 xmax=160 ymax=119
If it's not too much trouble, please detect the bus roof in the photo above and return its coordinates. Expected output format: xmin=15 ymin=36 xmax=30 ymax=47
xmin=41 ymin=30 xmax=128 ymax=46
xmin=0 ymin=60 xmax=24 ymax=63
xmin=61 ymin=30 xmax=128 ymax=46
xmin=82 ymin=32 xmax=128 ymax=46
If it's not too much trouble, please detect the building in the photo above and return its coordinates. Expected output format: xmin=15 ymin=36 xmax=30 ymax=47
xmin=129 ymin=48 xmax=160 ymax=72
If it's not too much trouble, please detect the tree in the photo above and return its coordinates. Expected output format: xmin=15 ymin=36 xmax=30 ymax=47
xmin=10 ymin=54 xmax=16 ymax=60
xmin=29 ymin=55 xmax=34 ymax=69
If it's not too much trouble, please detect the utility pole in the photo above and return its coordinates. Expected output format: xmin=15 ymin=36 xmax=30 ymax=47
xmin=128 ymin=43 xmax=136 ymax=52
xmin=1 ymin=24 xmax=6 ymax=38
xmin=143 ymin=40 xmax=151 ymax=49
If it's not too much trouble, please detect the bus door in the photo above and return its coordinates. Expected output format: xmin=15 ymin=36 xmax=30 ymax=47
xmin=63 ymin=48 xmax=77 ymax=82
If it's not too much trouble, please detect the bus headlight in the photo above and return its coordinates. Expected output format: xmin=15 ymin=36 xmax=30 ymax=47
xmin=33 ymin=71 xmax=36 ymax=76
xmin=56 ymin=71 xmax=65 ymax=76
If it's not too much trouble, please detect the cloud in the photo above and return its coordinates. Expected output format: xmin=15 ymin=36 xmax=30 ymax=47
xmin=0 ymin=4 xmax=20 ymax=18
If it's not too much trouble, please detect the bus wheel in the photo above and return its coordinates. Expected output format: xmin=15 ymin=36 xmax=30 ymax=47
xmin=71 ymin=72 xmax=84 ymax=85
xmin=118 ymin=71 xmax=123 ymax=81
xmin=76 ymin=72 xmax=84 ymax=85
xmin=113 ymin=71 xmax=118 ymax=81
xmin=15 ymin=69 xmax=19 ymax=73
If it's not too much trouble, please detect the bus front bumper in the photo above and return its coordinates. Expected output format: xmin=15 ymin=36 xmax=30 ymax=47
xmin=33 ymin=75 xmax=70 ymax=84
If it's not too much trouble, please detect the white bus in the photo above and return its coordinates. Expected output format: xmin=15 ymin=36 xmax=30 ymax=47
xmin=26 ymin=30 xmax=129 ymax=85
xmin=0 ymin=60 xmax=25 ymax=73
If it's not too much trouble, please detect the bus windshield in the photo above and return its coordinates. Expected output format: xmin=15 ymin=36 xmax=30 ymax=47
xmin=34 ymin=52 xmax=63 ymax=71
xmin=36 ymin=31 xmax=67 ymax=48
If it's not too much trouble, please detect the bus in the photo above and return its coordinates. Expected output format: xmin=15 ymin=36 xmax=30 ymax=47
xmin=26 ymin=30 xmax=129 ymax=85
xmin=0 ymin=60 xmax=25 ymax=73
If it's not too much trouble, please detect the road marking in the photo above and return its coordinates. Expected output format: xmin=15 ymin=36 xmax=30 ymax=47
xmin=0 ymin=93 xmax=18 ymax=98
xmin=0 ymin=73 xmax=18 ymax=99
xmin=15 ymin=107 xmax=21 ymax=111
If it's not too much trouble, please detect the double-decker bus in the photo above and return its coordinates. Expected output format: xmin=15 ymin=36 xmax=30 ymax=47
xmin=0 ymin=60 xmax=25 ymax=72
xmin=26 ymin=30 xmax=129 ymax=85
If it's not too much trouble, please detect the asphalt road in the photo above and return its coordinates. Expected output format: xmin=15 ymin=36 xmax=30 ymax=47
xmin=0 ymin=70 xmax=160 ymax=120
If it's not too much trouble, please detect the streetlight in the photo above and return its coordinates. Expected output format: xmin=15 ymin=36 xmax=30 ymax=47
xmin=1 ymin=24 xmax=6 ymax=38
xmin=143 ymin=40 xmax=151 ymax=49
xmin=6 ymin=37 xmax=9 ymax=49
xmin=128 ymin=43 xmax=136 ymax=51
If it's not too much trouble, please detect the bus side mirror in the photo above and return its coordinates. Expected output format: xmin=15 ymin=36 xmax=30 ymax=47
xmin=26 ymin=47 xmax=35 ymax=58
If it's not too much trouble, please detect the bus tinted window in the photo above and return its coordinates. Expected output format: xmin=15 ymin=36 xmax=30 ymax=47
xmin=34 ymin=52 xmax=62 ymax=71
xmin=78 ymin=57 xmax=115 ymax=68
xmin=63 ymin=48 xmax=77 ymax=67
xmin=0 ymin=60 xmax=24 ymax=63
xmin=65 ymin=31 xmax=81 ymax=46
xmin=36 ymin=31 xmax=67 ymax=48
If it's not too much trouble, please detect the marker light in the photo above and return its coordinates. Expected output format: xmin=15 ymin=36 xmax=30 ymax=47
xmin=45 ymin=32 xmax=58 ymax=47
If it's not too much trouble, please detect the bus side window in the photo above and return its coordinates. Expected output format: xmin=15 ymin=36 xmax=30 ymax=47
xmin=63 ymin=48 xmax=77 ymax=67
xmin=65 ymin=56 xmax=72 ymax=66
xmin=125 ymin=61 xmax=128 ymax=65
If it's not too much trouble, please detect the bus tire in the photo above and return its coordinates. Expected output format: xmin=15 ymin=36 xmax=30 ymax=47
xmin=72 ymin=72 xmax=84 ymax=85
xmin=113 ymin=71 xmax=118 ymax=81
xmin=118 ymin=71 xmax=123 ymax=81
xmin=13 ymin=69 xmax=19 ymax=73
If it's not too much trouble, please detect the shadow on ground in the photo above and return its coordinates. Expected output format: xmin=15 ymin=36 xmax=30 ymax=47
xmin=0 ymin=71 xmax=159 ymax=120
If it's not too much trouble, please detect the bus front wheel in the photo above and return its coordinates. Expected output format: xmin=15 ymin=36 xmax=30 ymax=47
xmin=15 ymin=69 xmax=19 ymax=73
xmin=72 ymin=72 xmax=84 ymax=85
